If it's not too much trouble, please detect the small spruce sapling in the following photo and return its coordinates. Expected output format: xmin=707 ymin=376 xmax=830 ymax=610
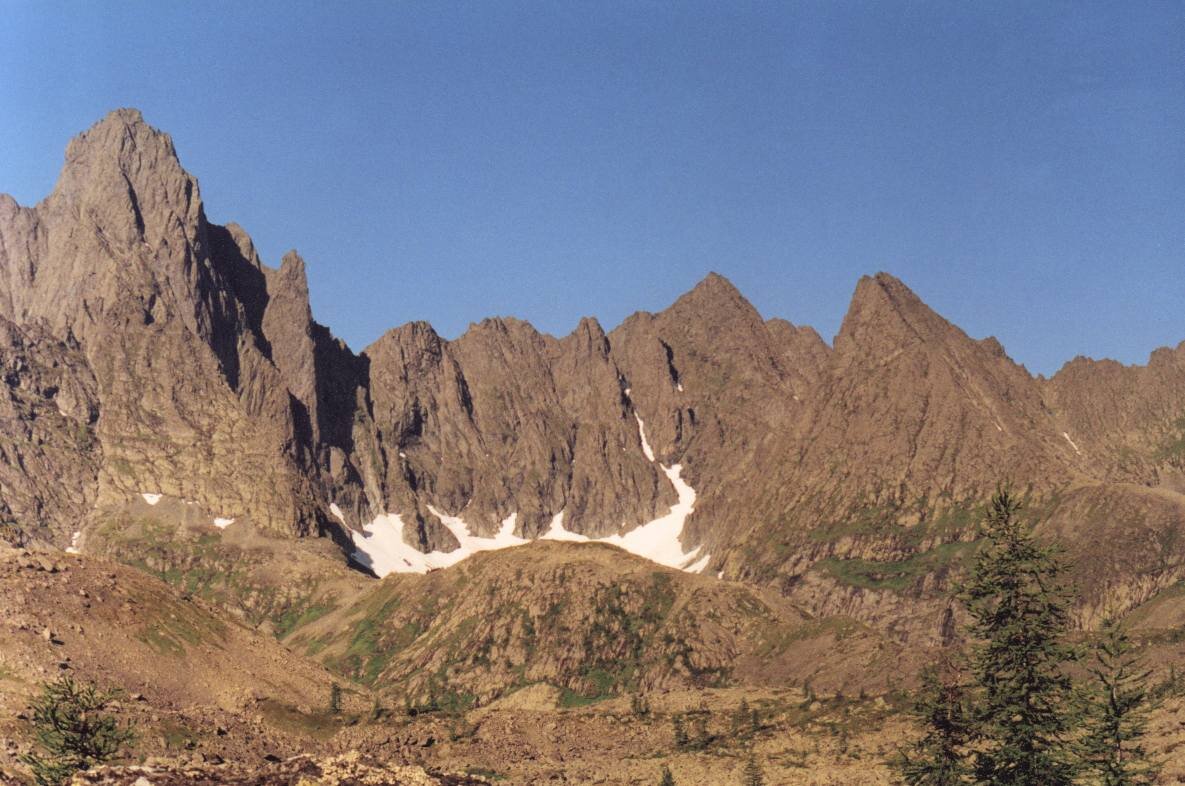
xmin=672 ymin=714 xmax=688 ymax=749
xmin=742 ymin=754 xmax=765 ymax=786
xmin=20 ymin=676 xmax=134 ymax=786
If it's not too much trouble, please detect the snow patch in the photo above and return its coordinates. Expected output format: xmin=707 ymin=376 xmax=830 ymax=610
xmin=352 ymin=510 xmax=526 ymax=576
xmin=541 ymin=511 xmax=589 ymax=543
xmin=634 ymin=413 xmax=655 ymax=461
xmin=1062 ymin=431 xmax=1081 ymax=454
xmin=65 ymin=531 xmax=81 ymax=555
xmin=329 ymin=503 xmax=346 ymax=524
xmin=677 ymin=383 xmax=684 ymax=392
xmin=141 ymin=493 xmax=162 ymax=506
xmin=213 ymin=517 xmax=235 ymax=529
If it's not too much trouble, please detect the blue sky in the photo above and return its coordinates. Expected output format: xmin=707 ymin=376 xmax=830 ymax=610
xmin=1 ymin=1 xmax=1181 ymax=375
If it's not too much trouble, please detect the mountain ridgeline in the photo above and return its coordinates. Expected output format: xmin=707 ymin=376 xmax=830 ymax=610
xmin=3 ymin=109 xmax=1185 ymax=650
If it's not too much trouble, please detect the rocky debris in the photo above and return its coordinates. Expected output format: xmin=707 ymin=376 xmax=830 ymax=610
xmin=69 ymin=751 xmax=489 ymax=785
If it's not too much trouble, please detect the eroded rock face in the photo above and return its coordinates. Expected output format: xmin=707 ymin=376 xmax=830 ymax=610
xmin=0 ymin=318 xmax=99 ymax=547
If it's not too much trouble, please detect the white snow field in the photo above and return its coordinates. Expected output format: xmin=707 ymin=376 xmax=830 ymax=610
xmin=350 ymin=407 xmax=711 ymax=577
xmin=141 ymin=492 xmax=162 ymax=505
xmin=213 ymin=517 xmax=235 ymax=529
xmin=350 ymin=510 xmax=525 ymax=576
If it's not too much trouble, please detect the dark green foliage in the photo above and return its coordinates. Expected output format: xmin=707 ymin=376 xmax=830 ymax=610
xmin=20 ymin=676 xmax=134 ymax=786
xmin=731 ymin=698 xmax=751 ymax=737
xmin=691 ymin=712 xmax=709 ymax=748
xmin=1079 ymin=618 xmax=1161 ymax=786
xmin=659 ymin=764 xmax=676 ymax=786
xmin=896 ymin=663 xmax=973 ymax=785
xmin=672 ymin=714 xmax=688 ymax=749
xmin=742 ymin=754 xmax=765 ymax=786
xmin=960 ymin=490 xmax=1080 ymax=786
xmin=329 ymin=682 xmax=342 ymax=715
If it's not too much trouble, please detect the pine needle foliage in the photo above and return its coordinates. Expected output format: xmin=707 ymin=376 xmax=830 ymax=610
xmin=20 ymin=676 xmax=134 ymax=786
xmin=896 ymin=662 xmax=973 ymax=785
xmin=959 ymin=489 xmax=1080 ymax=786
xmin=672 ymin=713 xmax=689 ymax=749
xmin=1079 ymin=617 xmax=1161 ymax=786
xmin=742 ymin=754 xmax=765 ymax=786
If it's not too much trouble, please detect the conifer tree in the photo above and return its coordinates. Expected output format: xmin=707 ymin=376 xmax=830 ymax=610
xmin=742 ymin=754 xmax=765 ymax=786
xmin=329 ymin=682 xmax=342 ymax=715
xmin=731 ymin=698 xmax=750 ymax=736
xmin=691 ymin=712 xmax=709 ymax=748
xmin=659 ymin=764 xmax=676 ymax=786
xmin=20 ymin=677 xmax=134 ymax=786
xmin=1079 ymin=617 xmax=1161 ymax=786
xmin=895 ymin=663 xmax=972 ymax=786
xmin=959 ymin=489 xmax=1079 ymax=786
xmin=672 ymin=714 xmax=688 ymax=749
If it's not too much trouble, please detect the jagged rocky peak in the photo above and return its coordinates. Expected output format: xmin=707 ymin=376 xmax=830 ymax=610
xmin=671 ymin=270 xmax=750 ymax=311
xmin=52 ymin=108 xmax=200 ymax=242
xmin=834 ymin=272 xmax=953 ymax=356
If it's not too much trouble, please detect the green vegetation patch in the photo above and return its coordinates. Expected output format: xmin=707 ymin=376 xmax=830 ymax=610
xmin=816 ymin=541 xmax=977 ymax=592
xmin=1156 ymin=416 xmax=1185 ymax=460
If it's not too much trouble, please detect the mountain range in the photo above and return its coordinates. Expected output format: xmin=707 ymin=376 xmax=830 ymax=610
xmin=2 ymin=109 xmax=1185 ymax=782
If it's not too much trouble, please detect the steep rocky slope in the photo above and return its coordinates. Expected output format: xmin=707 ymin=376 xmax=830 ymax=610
xmin=0 ymin=541 xmax=345 ymax=774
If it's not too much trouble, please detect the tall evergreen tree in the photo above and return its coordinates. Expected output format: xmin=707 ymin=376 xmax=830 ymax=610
xmin=1079 ymin=617 xmax=1161 ymax=786
xmin=896 ymin=663 xmax=973 ymax=785
xmin=659 ymin=764 xmax=676 ymax=786
xmin=959 ymin=490 xmax=1079 ymax=786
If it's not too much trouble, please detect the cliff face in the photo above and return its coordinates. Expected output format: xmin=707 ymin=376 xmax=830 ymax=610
xmin=2 ymin=110 xmax=1185 ymax=647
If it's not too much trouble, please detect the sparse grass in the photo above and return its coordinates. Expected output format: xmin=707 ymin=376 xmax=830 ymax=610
xmin=257 ymin=699 xmax=346 ymax=741
xmin=1156 ymin=416 xmax=1185 ymax=460
xmin=816 ymin=540 xmax=978 ymax=592
xmin=465 ymin=766 xmax=506 ymax=781
xmin=559 ymin=688 xmax=612 ymax=708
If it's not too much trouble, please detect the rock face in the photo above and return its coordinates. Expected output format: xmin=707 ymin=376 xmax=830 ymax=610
xmin=2 ymin=109 xmax=1185 ymax=647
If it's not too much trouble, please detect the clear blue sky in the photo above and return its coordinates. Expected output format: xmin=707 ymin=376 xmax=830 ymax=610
xmin=1 ymin=2 xmax=1181 ymax=375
